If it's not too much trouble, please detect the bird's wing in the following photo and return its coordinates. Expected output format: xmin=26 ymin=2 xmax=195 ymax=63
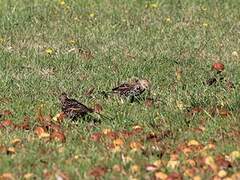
xmin=64 ymin=98 xmax=93 ymax=112
xmin=112 ymin=83 xmax=132 ymax=92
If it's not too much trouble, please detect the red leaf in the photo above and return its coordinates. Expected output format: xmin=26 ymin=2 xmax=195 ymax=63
xmin=90 ymin=132 xmax=102 ymax=142
xmin=212 ymin=62 xmax=224 ymax=72
xmin=1 ymin=119 xmax=14 ymax=127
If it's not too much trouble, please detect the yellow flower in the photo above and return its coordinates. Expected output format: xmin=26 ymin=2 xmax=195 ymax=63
xmin=45 ymin=48 xmax=53 ymax=54
xmin=150 ymin=3 xmax=158 ymax=8
xmin=59 ymin=0 xmax=65 ymax=5
xmin=89 ymin=13 xmax=95 ymax=18
xmin=202 ymin=23 xmax=208 ymax=27
xmin=166 ymin=17 xmax=172 ymax=22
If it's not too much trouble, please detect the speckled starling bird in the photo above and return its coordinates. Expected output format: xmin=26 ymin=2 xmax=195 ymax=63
xmin=112 ymin=79 xmax=150 ymax=101
xmin=59 ymin=93 xmax=94 ymax=120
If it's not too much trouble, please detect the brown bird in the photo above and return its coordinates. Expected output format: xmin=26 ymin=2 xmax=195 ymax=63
xmin=112 ymin=79 xmax=150 ymax=101
xmin=59 ymin=93 xmax=112 ymax=121
xmin=59 ymin=93 xmax=94 ymax=120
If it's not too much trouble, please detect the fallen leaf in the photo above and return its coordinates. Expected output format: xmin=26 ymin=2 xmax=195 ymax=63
xmin=113 ymin=138 xmax=124 ymax=147
xmin=145 ymin=164 xmax=158 ymax=172
xmin=1 ymin=119 xmax=14 ymax=127
xmin=0 ymin=145 xmax=7 ymax=153
xmin=175 ymin=68 xmax=182 ymax=81
xmin=34 ymin=127 xmax=46 ymax=137
xmin=215 ymin=155 xmax=232 ymax=169
xmin=155 ymin=171 xmax=168 ymax=180
xmin=192 ymin=176 xmax=201 ymax=180
xmin=52 ymin=112 xmax=65 ymax=122
xmin=130 ymin=165 xmax=140 ymax=174
xmin=50 ymin=131 xmax=66 ymax=143
xmin=166 ymin=172 xmax=182 ymax=180
xmin=89 ymin=166 xmax=107 ymax=178
xmin=153 ymin=160 xmax=163 ymax=168
xmin=105 ymin=131 xmax=118 ymax=140
xmin=144 ymin=98 xmax=154 ymax=108
xmin=0 ymin=110 xmax=13 ymax=116
xmin=94 ymin=103 xmax=103 ymax=113
xmin=6 ymin=147 xmax=16 ymax=154
xmin=217 ymin=170 xmax=227 ymax=178
xmin=184 ymin=168 xmax=196 ymax=177
xmin=112 ymin=164 xmax=123 ymax=173
xmin=102 ymin=128 xmax=111 ymax=135
xmin=229 ymin=151 xmax=240 ymax=161
xmin=204 ymin=156 xmax=218 ymax=172
xmin=129 ymin=141 xmax=143 ymax=151
xmin=212 ymin=62 xmax=224 ymax=72
xmin=167 ymin=160 xmax=179 ymax=169
xmin=84 ymin=87 xmax=95 ymax=97
xmin=90 ymin=132 xmax=102 ymax=142
xmin=11 ymin=139 xmax=21 ymax=146
xmin=23 ymin=173 xmax=34 ymax=179
xmin=187 ymin=140 xmax=200 ymax=146
xmin=0 ymin=173 xmax=15 ymax=180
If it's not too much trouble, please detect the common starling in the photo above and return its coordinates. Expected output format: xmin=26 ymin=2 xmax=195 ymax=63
xmin=59 ymin=93 xmax=94 ymax=120
xmin=112 ymin=79 xmax=150 ymax=101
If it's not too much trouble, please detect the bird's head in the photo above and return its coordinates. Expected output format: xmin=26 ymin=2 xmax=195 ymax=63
xmin=138 ymin=79 xmax=150 ymax=90
xmin=59 ymin=92 xmax=68 ymax=103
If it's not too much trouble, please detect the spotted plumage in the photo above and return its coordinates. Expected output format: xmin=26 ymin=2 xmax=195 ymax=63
xmin=112 ymin=79 xmax=150 ymax=100
xmin=59 ymin=93 xmax=94 ymax=120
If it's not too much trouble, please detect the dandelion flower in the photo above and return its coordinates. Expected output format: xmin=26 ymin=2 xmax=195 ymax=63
xmin=45 ymin=48 xmax=53 ymax=55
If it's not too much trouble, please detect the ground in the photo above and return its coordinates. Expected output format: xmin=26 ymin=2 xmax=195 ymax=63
xmin=0 ymin=0 xmax=239 ymax=179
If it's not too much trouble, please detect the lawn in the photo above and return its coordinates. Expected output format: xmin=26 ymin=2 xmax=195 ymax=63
xmin=0 ymin=0 xmax=239 ymax=179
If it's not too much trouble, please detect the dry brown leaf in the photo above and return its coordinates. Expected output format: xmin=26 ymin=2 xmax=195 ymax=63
xmin=0 ymin=110 xmax=13 ymax=116
xmin=94 ymin=103 xmax=103 ymax=113
xmin=175 ymin=68 xmax=182 ymax=81
xmin=50 ymin=131 xmax=66 ymax=143
xmin=23 ymin=173 xmax=34 ymax=179
xmin=144 ymin=98 xmax=154 ymax=108
xmin=130 ymin=165 xmax=140 ymax=174
xmin=11 ymin=139 xmax=21 ymax=146
xmin=166 ymin=172 xmax=182 ymax=180
xmin=6 ymin=147 xmax=16 ymax=154
xmin=0 ymin=173 xmax=15 ymax=180
xmin=84 ymin=87 xmax=95 ymax=97
xmin=90 ymin=132 xmax=102 ymax=142
xmin=112 ymin=164 xmax=123 ymax=173
xmin=89 ymin=166 xmax=107 ymax=178
xmin=129 ymin=141 xmax=143 ymax=151
xmin=34 ymin=127 xmax=45 ymax=137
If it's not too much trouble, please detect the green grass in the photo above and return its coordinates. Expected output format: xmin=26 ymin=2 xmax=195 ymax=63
xmin=0 ymin=0 xmax=239 ymax=179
